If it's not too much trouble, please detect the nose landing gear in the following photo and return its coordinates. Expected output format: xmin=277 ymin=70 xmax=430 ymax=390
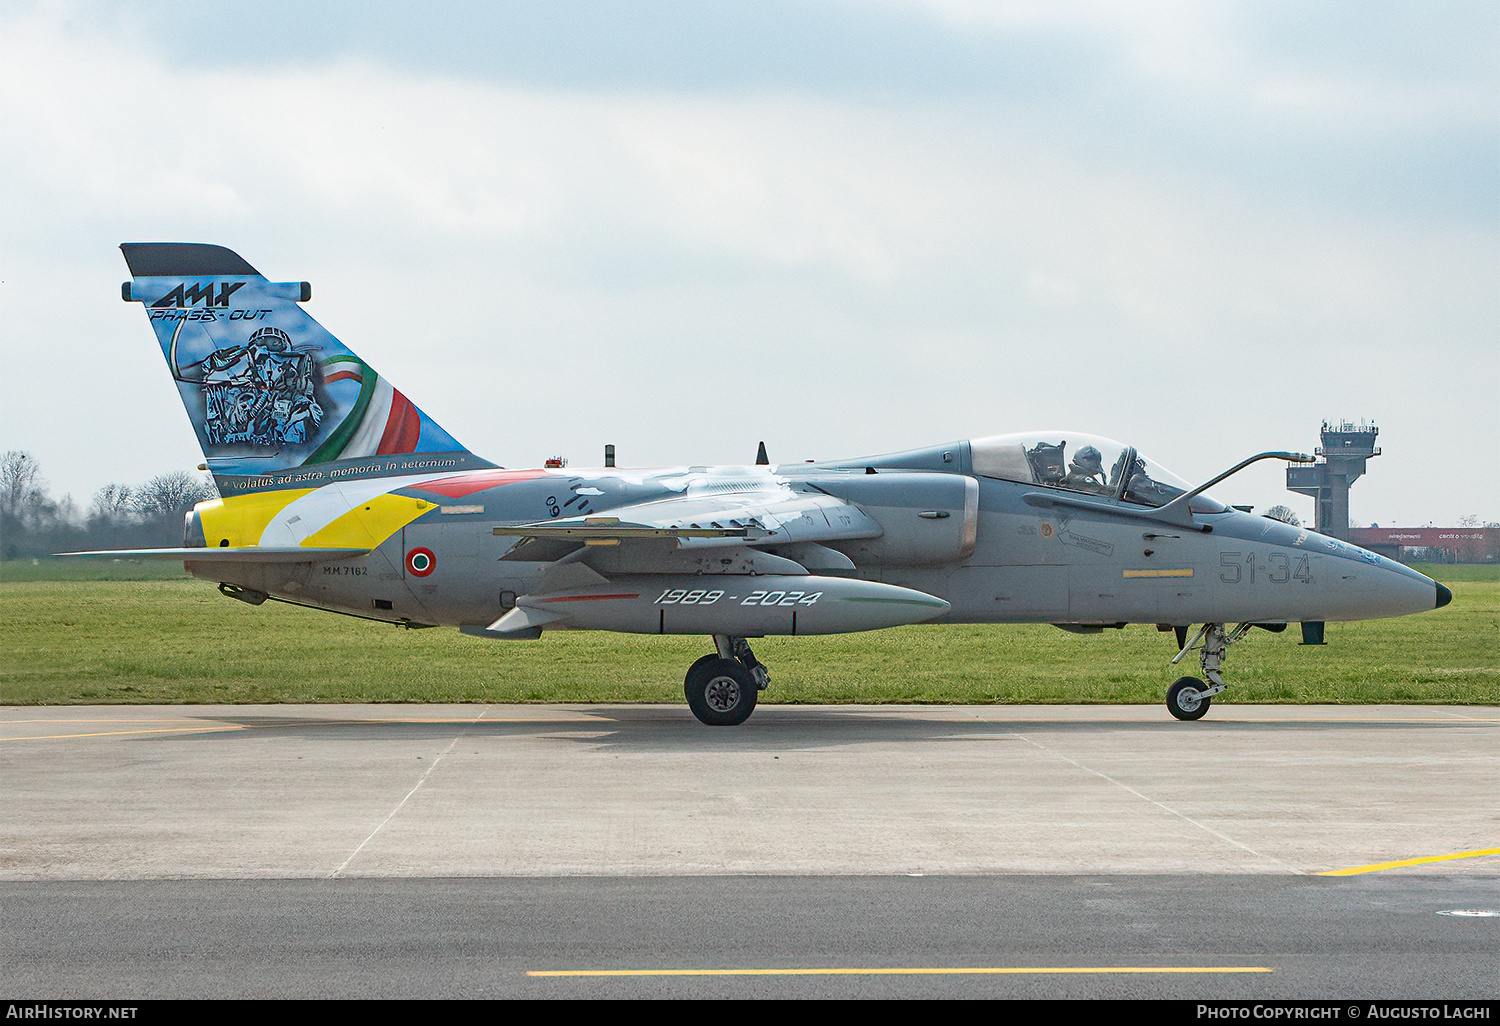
xmin=1166 ymin=622 xmax=1253 ymax=721
xmin=684 ymin=635 xmax=770 ymax=726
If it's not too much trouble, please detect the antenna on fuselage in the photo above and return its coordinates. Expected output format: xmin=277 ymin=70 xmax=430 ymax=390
xmin=755 ymin=441 xmax=769 ymax=466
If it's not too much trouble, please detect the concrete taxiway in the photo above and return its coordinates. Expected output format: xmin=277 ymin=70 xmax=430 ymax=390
xmin=2 ymin=703 xmax=1495 ymax=879
xmin=2 ymin=704 xmax=1495 ymax=999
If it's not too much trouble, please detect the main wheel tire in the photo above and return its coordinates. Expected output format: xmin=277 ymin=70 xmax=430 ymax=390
xmin=1166 ymin=676 xmax=1211 ymax=721
xmin=684 ymin=656 xmax=758 ymax=726
xmin=685 ymin=653 xmax=720 ymax=680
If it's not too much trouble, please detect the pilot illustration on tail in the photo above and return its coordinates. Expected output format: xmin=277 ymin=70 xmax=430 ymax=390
xmin=123 ymin=242 xmax=491 ymax=493
xmin=186 ymin=326 xmax=323 ymax=446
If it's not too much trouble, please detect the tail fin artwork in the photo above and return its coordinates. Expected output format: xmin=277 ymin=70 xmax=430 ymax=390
xmin=121 ymin=243 xmax=493 ymax=496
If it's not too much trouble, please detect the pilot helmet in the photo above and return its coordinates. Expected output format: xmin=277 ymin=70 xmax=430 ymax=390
xmin=248 ymin=326 xmax=293 ymax=351
xmin=1074 ymin=445 xmax=1103 ymax=471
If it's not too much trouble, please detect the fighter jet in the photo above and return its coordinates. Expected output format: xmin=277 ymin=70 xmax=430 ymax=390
xmin=77 ymin=243 xmax=1452 ymax=725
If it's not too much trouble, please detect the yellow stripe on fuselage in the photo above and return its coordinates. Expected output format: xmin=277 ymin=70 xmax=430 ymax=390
xmin=195 ymin=486 xmax=436 ymax=552
xmin=303 ymin=492 xmax=436 ymax=549
xmin=196 ymin=489 xmax=316 ymax=548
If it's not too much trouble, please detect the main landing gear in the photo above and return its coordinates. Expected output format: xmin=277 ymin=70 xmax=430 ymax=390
xmin=1165 ymin=622 xmax=1255 ymax=721
xmin=684 ymin=635 xmax=770 ymax=726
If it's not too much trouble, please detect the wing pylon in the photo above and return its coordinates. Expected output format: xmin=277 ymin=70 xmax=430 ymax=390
xmin=492 ymin=491 xmax=882 ymax=549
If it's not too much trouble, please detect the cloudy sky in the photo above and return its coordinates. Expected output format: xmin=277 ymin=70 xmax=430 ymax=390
xmin=1 ymin=0 xmax=1495 ymax=526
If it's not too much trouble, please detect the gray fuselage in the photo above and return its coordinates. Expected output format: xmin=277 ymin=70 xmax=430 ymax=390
xmin=189 ymin=438 xmax=1443 ymax=636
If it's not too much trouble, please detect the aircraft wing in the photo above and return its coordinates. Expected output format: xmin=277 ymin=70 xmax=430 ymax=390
xmin=493 ymin=490 xmax=882 ymax=549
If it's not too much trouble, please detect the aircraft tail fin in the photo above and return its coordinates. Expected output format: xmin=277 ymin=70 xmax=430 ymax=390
xmin=120 ymin=243 xmax=493 ymax=496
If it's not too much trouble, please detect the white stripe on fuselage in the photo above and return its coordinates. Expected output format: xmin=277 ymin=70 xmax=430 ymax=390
xmin=256 ymin=472 xmax=451 ymax=547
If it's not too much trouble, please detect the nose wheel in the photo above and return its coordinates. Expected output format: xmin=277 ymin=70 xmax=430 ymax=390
xmin=684 ymin=636 xmax=769 ymax=726
xmin=1165 ymin=622 xmax=1253 ymax=721
xmin=1166 ymin=677 xmax=1210 ymax=720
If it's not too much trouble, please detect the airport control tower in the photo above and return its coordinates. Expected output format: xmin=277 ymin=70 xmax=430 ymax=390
xmin=1286 ymin=421 xmax=1381 ymax=539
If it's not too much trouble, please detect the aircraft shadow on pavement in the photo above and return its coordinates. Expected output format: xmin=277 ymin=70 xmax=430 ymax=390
xmin=157 ymin=707 xmax=1476 ymax=753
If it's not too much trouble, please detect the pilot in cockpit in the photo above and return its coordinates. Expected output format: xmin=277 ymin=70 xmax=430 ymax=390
xmin=1122 ymin=456 xmax=1181 ymax=506
xmin=1060 ymin=445 xmax=1108 ymax=493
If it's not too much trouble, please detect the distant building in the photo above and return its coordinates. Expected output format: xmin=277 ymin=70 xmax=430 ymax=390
xmin=1347 ymin=527 xmax=1500 ymax=564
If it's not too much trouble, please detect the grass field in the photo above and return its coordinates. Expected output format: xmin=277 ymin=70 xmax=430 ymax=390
xmin=1 ymin=559 xmax=1495 ymax=706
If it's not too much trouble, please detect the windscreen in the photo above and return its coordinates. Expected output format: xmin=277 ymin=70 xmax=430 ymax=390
xmin=969 ymin=433 xmax=1225 ymax=513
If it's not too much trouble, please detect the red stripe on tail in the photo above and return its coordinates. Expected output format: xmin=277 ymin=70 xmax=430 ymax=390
xmin=376 ymin=390 xmax=422 ymax=455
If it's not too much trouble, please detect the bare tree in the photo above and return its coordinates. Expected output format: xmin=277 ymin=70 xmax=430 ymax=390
xmin=130 ymin=471 xmax=217 ymax=517
xmin=0 ymin=450 xmax=46 ymax=522
xmin=1264 ymin=504 xmax=1301 ymax=527
xmin=89 ymin=483 xmax=137 ymax=522
xmin=1 ymin=458 xmax=225 ymax=559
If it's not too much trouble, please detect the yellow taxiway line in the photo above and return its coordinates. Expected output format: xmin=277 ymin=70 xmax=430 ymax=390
xmin=1318 ymin=847 xmax=1500 ymax=876
xmin=0 ymin=725 xmax=248 ymax=742
xmin=529 ymin=966 xmax=1273 ymax=977
xmin=0 ymin=715 xmax=616 ymax=742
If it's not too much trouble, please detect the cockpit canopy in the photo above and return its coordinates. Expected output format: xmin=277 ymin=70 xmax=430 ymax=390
xmin=969 ymin=433 xmax=1226 ymax=513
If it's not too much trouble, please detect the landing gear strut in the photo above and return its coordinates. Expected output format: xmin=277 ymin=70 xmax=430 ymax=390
xmin=684 ymin=635 xmax=769 ymax=726
xmin=1166 ymin=622 xmax=1253 ymax=721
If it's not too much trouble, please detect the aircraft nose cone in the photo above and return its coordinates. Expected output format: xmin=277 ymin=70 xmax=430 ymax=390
xmin=1435 ymin=582 xmax=1453 ymax=609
